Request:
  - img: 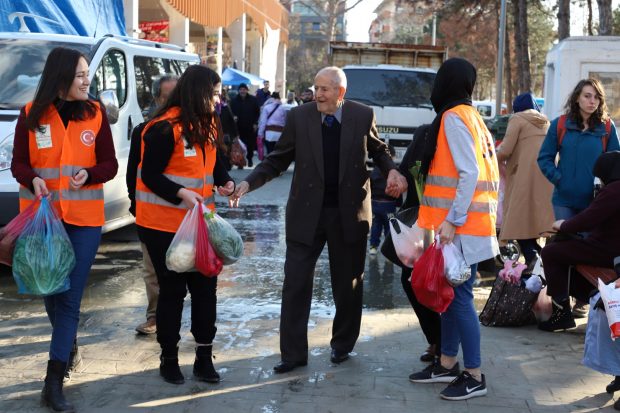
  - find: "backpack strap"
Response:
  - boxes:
[603,118,612,151]
[556,115,567,149]
[558,115,612,151]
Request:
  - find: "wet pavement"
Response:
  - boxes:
[0,167,618,412]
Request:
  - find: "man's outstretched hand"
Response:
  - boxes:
[229,181,250,208]
[386,169,408,198]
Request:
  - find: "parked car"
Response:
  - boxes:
[473,100,507,121]
[0,32,200,231]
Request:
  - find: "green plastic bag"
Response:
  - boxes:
[12,197,75,295]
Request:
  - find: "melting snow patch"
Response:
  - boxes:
[310,348,324,356]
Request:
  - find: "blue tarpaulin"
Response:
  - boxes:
[222,67,265,87]
[0,0,126,36]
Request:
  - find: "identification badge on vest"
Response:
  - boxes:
[183,138,197,157]
[35,124,52,149]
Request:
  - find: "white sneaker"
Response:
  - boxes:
[369,247,378,256]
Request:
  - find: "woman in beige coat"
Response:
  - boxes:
[497,92,554,269]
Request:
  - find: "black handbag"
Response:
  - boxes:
[379,206,419,268]
[479,276,538,327]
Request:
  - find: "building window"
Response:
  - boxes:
[312,22,321,32]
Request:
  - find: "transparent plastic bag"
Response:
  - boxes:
[411,237,454,313]
[0,197,38,266]
[165,203,200,273]
[389,218,425,268]
[12,197,75,295]
[195,204,223,277]
[442,242,471,287]
[203,209,244,265]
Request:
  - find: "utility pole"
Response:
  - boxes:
[495,0,507,118]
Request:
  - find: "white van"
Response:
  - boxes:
[473,100,507,121]
[342,65,437,163]
[0,32,200,231]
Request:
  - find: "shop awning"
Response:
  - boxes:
[164,0,289,43]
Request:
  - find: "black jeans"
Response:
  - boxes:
[401,267,441,350]
[517,238,542,264]
[138,226,218,349]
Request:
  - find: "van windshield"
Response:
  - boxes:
[343,69,435,108]
[0,39,93,110]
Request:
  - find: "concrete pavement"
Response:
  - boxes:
[0,167,618,412]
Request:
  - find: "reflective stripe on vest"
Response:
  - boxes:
[418,104,499,237]
[19,101,105,226]
[135,107,217,233]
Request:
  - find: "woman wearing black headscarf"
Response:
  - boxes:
[409,58,499,401]
[539,151,620,332]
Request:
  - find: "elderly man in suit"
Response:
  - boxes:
[232,66,408,373]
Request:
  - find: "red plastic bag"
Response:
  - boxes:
[0,198,38,266]
[195,204,223,277]
[411,238,454,313]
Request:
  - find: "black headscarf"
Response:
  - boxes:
[421,58,477,175]
[593,151,620,185]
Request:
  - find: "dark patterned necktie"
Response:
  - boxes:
[324,115,335,127]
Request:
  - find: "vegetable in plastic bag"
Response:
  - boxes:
[203,209,244,265]
[12,197,75,296]
[166,203,200,273]
[389,218,425,268]
[196,204,223,277]
[442,242,471,287]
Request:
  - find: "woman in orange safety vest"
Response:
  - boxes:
[134,65,234,385]
[11,47,118,412]
[408,58,499,402]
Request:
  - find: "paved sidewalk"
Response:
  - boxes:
[1,167,618,412]
[0,296,617,412]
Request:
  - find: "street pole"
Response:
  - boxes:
[495,0,507,118]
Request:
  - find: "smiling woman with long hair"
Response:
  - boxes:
[134,65,235,385]
[11,46,118,412]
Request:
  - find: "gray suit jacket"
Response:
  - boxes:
[245,100,396,245]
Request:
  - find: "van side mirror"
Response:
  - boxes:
[99,90,120,124]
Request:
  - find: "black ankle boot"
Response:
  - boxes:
[64,339,82,383]
[538,299,576,332]
[193,344,220,383]
[159,346,184,385]
[41,360,75,412]
[607,376,620,394]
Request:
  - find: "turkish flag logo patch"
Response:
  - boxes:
[80,130,96,146]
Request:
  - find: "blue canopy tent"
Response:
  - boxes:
[0,0,125,36]
[221,67,265,87]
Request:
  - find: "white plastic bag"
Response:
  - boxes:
[598,278,620,340]
[165,203,201,273]
[389,218,425,268]
[442,242,471,286]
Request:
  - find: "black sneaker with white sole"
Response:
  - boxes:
[440,371,487,401]
[409,360,460,383]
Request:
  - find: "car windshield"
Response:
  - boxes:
[0,39,93,110]
[344,69,435,108]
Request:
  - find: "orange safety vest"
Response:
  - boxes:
[418,104,499,237]
[19,101,104,226]
[135,107,217,233]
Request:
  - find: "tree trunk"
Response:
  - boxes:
[597,0,613,35]
[518,0,531,91]
[587,0,594,35]
[512,0,523,94]
[557,0,570,40]
[505,23,514,113]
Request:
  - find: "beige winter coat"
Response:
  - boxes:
[496,110,555,242]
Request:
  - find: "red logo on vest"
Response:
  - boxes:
[80,130,96,146]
